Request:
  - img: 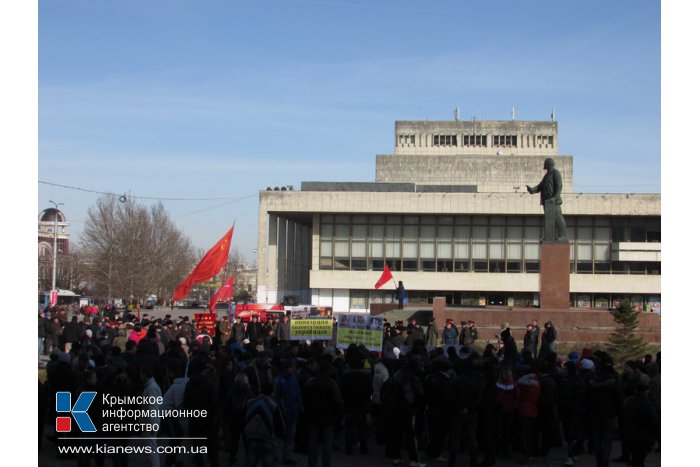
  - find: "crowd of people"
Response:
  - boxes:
[38,305,660,467]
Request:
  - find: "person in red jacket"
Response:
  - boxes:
[517,369,541,464]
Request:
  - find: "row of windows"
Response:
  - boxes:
[493,135,517,147]
[318,215,660,274]
[465,134,487,147]
[348,290,660,311]
[398,134,416,145]
[395,134,555,149]
[319,215,660,241]
[433,134,458,146]
[321,256,659,275]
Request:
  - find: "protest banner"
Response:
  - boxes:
[194,312,217,335]
[289,306,333,340]
[335,312,384,351]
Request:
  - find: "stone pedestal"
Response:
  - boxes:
[540,242,570,309]
[432,296,446,325]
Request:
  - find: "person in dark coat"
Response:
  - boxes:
[530,320,540,359]
[184,354,220,467]
[536,361,561,460]
[406,319,425,348]
[425,317,439,349]
[178,317,194,342]
[383,355,426,466]
[395,281,406,310]
[340,354,373,455]
[247,315,263,344]
[274,359,304,463]
[303,360,344,467]
[442,321,458,347]
[61,316,81,352]
[233,319,246,344]
[587,354,622,467]
[246,350,278,395]
[44,316,61,354]
[540,321,557,356]
[523,323,536,355]
[467,320,478,346]
[424,356,459,461]
[621,383,659,467]
[451,354,484,467]
[500,327,519,365]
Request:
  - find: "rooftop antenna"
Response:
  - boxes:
[454,106,461,121]
[511,106,516,121]
[551,109,556,121]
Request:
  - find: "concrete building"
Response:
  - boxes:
[256,119,660,313]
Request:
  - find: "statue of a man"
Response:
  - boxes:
[527,158,568,242]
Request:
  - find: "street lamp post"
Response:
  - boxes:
[49,200,64,304]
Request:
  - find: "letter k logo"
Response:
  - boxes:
[56,392,97,432]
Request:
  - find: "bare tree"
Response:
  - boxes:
[80,195,195,303]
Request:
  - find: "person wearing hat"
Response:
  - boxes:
[442,320,458,347]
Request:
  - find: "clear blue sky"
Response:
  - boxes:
[38,0,660,261]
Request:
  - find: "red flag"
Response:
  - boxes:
[209,275,235,312]
[172,226,234,302]
[374,264,394,289]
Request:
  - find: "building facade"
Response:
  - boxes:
[256,119,661,313]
